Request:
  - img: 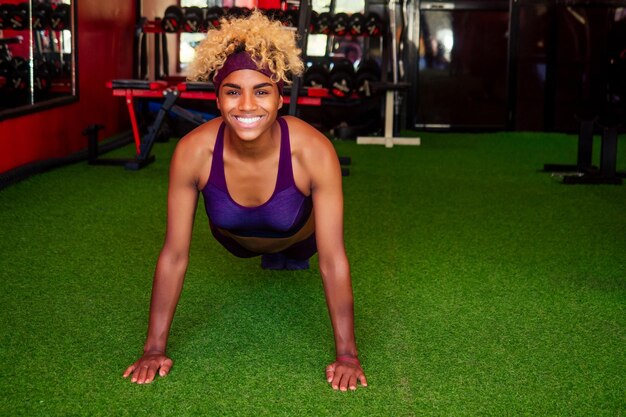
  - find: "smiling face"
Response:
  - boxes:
[216,69,284,142]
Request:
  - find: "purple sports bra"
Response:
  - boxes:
[201,117,315,258]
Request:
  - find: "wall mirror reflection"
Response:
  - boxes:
[0,0,77,120]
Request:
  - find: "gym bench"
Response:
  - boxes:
[94,79,169,170]
[100,79,331,171]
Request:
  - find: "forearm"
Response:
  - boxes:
[320,257,358,357]
[143,251,189,353]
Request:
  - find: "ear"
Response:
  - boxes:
[277,93,283,110]
[216,95,221,111]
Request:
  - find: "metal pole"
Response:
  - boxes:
[289,0,311,116]
[505,0,519,130]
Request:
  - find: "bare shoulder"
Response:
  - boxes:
[175,117,222,157]
[282,116,338,164]
[171,117,223,185]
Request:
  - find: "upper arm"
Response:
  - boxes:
[305,129,349,271]
[161,139,202,259]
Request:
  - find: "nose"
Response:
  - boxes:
[238,90,257,111]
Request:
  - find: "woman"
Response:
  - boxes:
[123,11,367,392]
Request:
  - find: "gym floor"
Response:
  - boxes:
[0,131,624,416]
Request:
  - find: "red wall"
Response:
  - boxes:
[0,1,137,173]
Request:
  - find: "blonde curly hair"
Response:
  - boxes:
[187,10,304,85]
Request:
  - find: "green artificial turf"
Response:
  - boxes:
[0,131,625,416]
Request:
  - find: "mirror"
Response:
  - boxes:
[0,0,77,120]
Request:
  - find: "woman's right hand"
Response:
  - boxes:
[123,351,173,384]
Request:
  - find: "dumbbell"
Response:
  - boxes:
[33,3,52,30]
[51,3,71,31]
[34,58,52,93]
[0,46,13,91]
[348,13,365,36]
[331,12,349,36]
[226,7,250,19]
[365,12,383,37]
[265,9,284,23]
[355,59,381,98]
[205,6,224,30]
[283,9,299,27]
[0,4,16,29]
[328,59,355,99]
[48,56,63,77]
[161,5,182,32]
[10,3,29,30]
[315,12,331,35]
[303,63,329,89]
[183,6,204,32]
[0,45,10,65]
[8,56,29,91]
[0,59,12,90]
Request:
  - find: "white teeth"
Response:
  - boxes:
[236,116,261,125]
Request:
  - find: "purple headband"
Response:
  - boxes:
[213,51,284,94]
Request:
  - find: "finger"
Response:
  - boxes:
[348,374,357,391]
[332,365,347,390]
[130,365,142,383]
[325,363,335,383]
[136,365,150,384]
[358,371,368,387]
[144,365,158,384]
[338,373,350,392]
[123,363,137,378]
[159,358,173,377]
[331,372,341,390]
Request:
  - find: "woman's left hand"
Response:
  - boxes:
[325,357,368,391]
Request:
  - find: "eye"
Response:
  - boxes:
[225,90,240,96]
[255,89,270,96]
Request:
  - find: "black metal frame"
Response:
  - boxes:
[543,119,624,185]
[289,0,312,116]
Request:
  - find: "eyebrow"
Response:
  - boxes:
[222,82,274,90]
